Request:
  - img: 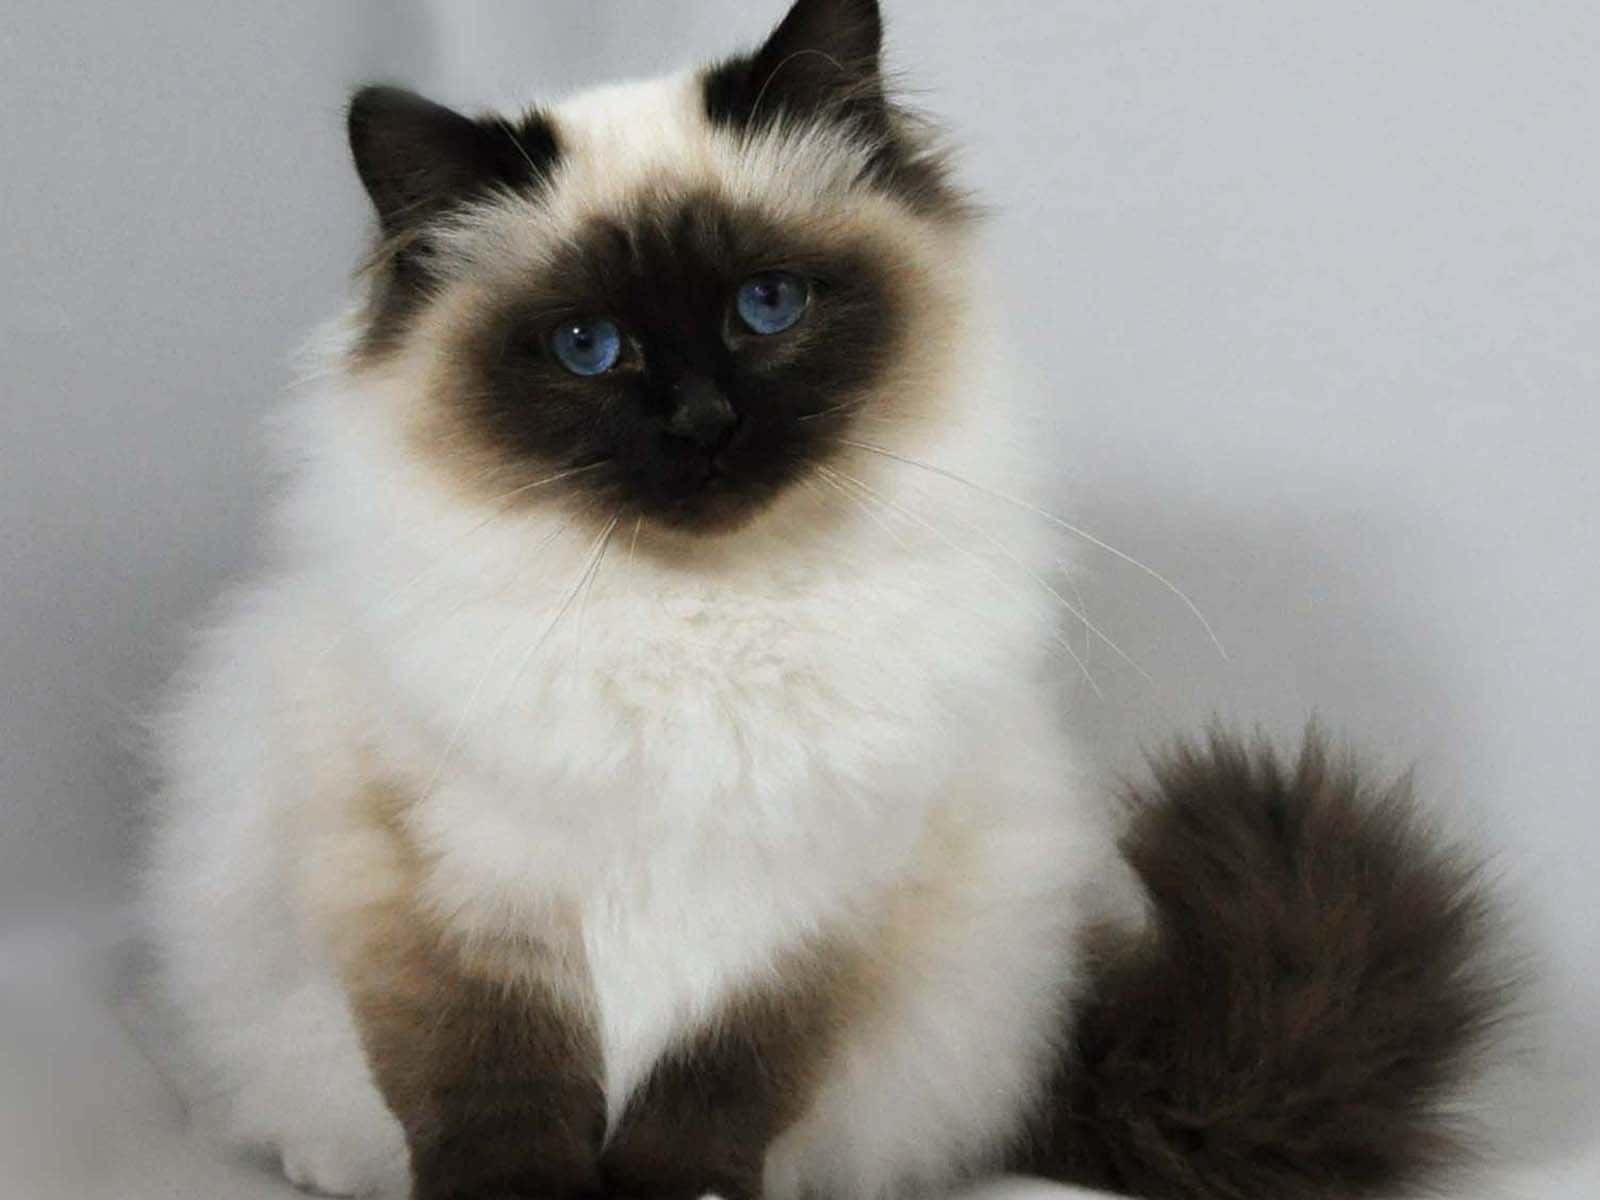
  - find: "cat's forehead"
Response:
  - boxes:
[442,71,913,278]
[551,74,708,178]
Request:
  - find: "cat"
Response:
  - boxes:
[142,2,1505,1198]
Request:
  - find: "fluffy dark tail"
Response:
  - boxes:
[1016,731,1509,1199]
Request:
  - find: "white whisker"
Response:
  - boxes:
[815,465,912,552]
[796,400,860,423]
[425,514,618,797]
[571,513,621,682]
[935,495,1151,684]
[1056,561,1094,666]
[750,48,847,125]
[626,514,643,603]
[501,512,620,690]
[795,474,835,514]
[311,461,609,666]
[821,464,1103,696]
[419,606,526,800]
[831,439,1228,660]
[494,116,549,182]
[489,459,612,503]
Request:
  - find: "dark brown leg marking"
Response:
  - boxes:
[334,785,858,1199]
[601,961,851,1200]
[347,924,607,1200]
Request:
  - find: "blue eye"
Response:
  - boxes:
[735,272,810,336]
[550,317,622,376]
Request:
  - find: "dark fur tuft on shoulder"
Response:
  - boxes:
[1017,729,1511,1199]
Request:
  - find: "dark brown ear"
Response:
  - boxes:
[347,86,558,236]
[704,0,885,133]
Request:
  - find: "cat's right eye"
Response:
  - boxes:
[549,317,623,376]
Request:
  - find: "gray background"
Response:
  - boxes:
[2,2,1597,1196]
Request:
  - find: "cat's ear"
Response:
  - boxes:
[707,0,886,131]
[347,86,557,236]
[763,0,883,78]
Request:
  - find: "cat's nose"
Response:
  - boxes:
[666,376,740,452]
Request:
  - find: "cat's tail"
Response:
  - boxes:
[1018,730,1512,1200]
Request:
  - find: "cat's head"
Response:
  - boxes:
[345,0,976,537]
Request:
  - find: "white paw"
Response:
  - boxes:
[278,1120,409,1198]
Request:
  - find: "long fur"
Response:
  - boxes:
[1017,731,1508,1199]
[140,3,1510,1198]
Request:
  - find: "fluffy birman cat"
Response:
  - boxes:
[144,3,1504,1198]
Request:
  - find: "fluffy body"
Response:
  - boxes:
[146,57,1129,1200]
[145,3,1503,1198]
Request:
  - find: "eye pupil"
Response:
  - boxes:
[736,272,810,335]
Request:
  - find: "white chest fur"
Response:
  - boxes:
[381,552,1025,1119]
[295,370,1064,1120]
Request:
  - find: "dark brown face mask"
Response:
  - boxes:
[345,0,966,535]
[448,199,903,534]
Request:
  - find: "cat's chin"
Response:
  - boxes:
[618,460,807,539]
[643,483,783,539]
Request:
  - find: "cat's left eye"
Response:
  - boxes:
[735,272,811,336]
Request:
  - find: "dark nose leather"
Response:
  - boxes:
[667,376,739,451]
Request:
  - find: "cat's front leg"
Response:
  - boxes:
[599,964,846,1200]
[332,884,608,1200]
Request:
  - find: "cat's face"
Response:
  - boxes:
[347,0,972,535]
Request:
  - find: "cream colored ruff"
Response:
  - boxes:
[145,66,1131,1200]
